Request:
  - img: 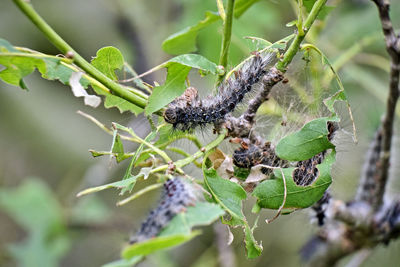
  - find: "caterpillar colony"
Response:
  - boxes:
[132,49,339,242]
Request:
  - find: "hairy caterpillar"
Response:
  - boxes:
[163,52,276,131]
[293,121,338,186]
[232,139,288,176]
[129,177,196,244]
[311,192,331,226]
[233,122,338,184]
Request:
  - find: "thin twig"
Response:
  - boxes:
[370,0,400,210]
[116,183,163,206]
[265,167,287,224]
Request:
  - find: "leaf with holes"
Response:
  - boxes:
[122,202,223,259]
[276,117,336,161]
[253,151,335,209]
[203,163,262,258]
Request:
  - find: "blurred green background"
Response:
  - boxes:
[1,0,400,266]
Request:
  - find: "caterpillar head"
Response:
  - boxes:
[163,108,178,124]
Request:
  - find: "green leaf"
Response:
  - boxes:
[234,166,251,180]
[102,256,143,267]
[76,176,138,197]
[102,90,143,114]
[0,41,142,114]
[162,11,220,55]
[145,54,219,115]
[90,46,143,115]
[276,117,336,161]
[160,202,225,236]
[234,0,261,18]
[91,46,124,81]
[203,164,262,258]
[111,130,126,163]
[244,224,262,259]
[253,151,335,209]
[122,201,224,259]
[203,167,246,222]
[122,232,200,259]
[42,58,90,86]
[145,64,191,115]
[0,55,45,90]
[166,54,221,75]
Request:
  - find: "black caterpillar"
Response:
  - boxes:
[129,177,196,244]
[163,52,275,131]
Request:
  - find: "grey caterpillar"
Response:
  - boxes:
[293,121,338,186]
[163,51,276,131]
[232,139,289,176]
[232,121,338,185]
[129,177,196,244]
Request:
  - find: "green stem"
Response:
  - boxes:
[217,0,235,84]
[149,130,226,174]
[276,0,327,72]
[116,183,163,206]
[12,0,148,110]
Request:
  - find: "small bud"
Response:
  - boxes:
[65,51,74,59]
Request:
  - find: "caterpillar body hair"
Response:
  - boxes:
[293,121,338,186]
[232,140,289,176]
[129,177,196,244]
[163,52,276,131]
[311,191,331,226]
[233,121,338,183]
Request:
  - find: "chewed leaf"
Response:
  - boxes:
[0,41,141,114]
[111,130,126,163]
[122,232,200,259]
[122,202,223,259]
[102,89,143,114]
[162,11,220,55]
[76,176,138,197]
[244,224,262,258]
[91,46,124,81]
[160,202,225,236]
[253,151,335,209]
[89,46,143,114]
[0,54,45,90]
[276,117,337,161]
[203,167,246,222]
[203,161,262,258]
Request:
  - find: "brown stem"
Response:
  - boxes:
[371,0,400,210]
